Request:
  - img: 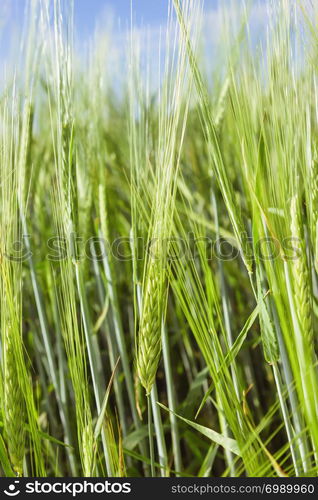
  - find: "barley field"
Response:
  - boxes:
[0,0,318,478]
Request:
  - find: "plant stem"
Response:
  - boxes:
[162,323,183,476]
[148,394,155,477]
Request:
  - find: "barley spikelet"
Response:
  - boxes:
[98,184,110,244]
[61,119,77,237]
[310,154,318,272]
[240,227,254,274]
[259,306,279,364]
[3,334,25,476]
[1,253,26,476]
[82,422,94,477]
[291,196,313,346]
[214,77,229,130]
[137,257,163,395]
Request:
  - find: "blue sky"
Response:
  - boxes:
[1,1,271,35]
[0,1,269,43]
[0,0,225,61]
[1,1,220,33]
[0,0,269,68]
[73,0,219,31]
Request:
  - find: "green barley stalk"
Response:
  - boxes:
[137,248,164,394]
[48,0,113,474]
[173,0,253,275]
[309,150,318,273]
[1,287,25,476]
[0,87,25,476]
[135,0,198,395]
[53,246,95,476]
[1,80,45,476]
[290,195,314,347]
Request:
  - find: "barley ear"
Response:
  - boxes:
[309,154,318,272]
[256,267,279,364]
[137,258,164,395]
[3,339,25,476]
[290,195,313,346]
[82,423,94,477]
